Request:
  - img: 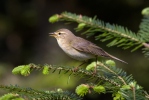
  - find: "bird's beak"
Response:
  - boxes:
[49,32,56,37]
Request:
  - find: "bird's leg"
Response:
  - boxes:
[73,61,86,72]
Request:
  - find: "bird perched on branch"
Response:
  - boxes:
[49,28,127,73]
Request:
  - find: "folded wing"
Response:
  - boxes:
[71,37,110,58]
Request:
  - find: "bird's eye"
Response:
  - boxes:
[58,32,62,35]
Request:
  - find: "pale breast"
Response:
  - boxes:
[57,39,94,61]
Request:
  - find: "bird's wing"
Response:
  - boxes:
[71,37,110,58]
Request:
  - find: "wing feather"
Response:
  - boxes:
[71,37,110,58]
[70,37,128,64]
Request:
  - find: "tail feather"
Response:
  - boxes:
[108,54,128,64]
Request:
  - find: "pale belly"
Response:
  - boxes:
[64,48,94,61]
[57,40,94,61]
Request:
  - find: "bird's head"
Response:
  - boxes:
[49,29,75,40]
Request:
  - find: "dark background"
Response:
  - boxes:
[0,0,149,99]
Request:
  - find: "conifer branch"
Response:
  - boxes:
[12,64,121,87]
[49,11,149,58]
[58,12,146,50]
[0,84,81,100]
[137,15,149,58]
[11,63,148,99]
[98,62,127,85]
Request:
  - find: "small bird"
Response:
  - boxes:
[49,28,127,73]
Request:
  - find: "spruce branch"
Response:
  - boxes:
[97,62,127,85]
[11,62,148,99]
[11,63,132,87]
[12,63,121,87]
[0,84,81,100]
[59,12,146,50]
[119,82,147,100]
[49,11,149,58]
[138,15,149,58]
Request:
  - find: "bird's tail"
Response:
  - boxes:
[108,54,128,64]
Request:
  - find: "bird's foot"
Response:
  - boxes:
[92,70,97,75]
[72,67,79,72]
[91,67,97,75]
